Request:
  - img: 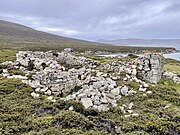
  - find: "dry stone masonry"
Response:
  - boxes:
[104,61,137,78]
[15,51,99,96]
[1,51,166,112]
[136,54,164,84]
[104,54,164,84]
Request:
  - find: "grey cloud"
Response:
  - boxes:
[0,0,179,40]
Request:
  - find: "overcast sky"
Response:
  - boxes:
[0,0,180,41]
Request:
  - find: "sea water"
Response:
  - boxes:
[163,52,180,61]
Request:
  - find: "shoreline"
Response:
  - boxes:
[96,51,180,61]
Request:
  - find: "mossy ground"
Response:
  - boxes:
[0,50,180,135]
[0,64,25,76]
[0,50,17,63]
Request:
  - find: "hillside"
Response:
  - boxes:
[0,20,175,53]
[0,20,98,44]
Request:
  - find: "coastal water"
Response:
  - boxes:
[163,52,180,61]
[124,45,180,61]
[142,44,180,61]
[99,45,180,61]
[99,53,180,61]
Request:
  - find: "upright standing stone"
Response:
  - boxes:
[136,54,164,84]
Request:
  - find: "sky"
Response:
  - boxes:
[0,0,180,41]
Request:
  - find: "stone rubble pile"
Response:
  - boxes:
[64,75,137,111]
[1,51,165,112]
[163,71,180,84]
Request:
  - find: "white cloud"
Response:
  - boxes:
[104,16,120,24]
[0,0,179,40]
[39,27,82,36]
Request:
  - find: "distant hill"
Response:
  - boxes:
[0,20,98,44]
[0,20,176,53]
[97,38,180,49]
[0,20,113,51]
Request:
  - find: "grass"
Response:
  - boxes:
[0,64,26,76]
[158,79,180,93]
[164,64,180,74]
[164,58,180,74]
[0,40,174,53]
[118,55,138,63]
[0,49,17,63]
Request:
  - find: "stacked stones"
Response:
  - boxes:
[104,54,164,84]
[24,67,87,96]
[16,51,99,68]
[57,52,99,68]
[104,61,125,73]
[104,61,137,77]
[16,52,98,96]
[136,54,164,84]
[16,51,55,68]
[4,51,99,96]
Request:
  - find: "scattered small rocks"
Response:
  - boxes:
[139,85,147,92]
[163,71,180,84]
[128,102,134,109]
[31,92,39,98]
[120,86,129,96]
[131,113,139,117]
[7,75,28,80]
[81,98,93,109]
[68,106,74,111]
[146,91,152,94]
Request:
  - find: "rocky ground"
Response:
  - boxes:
[0,50,179,135]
